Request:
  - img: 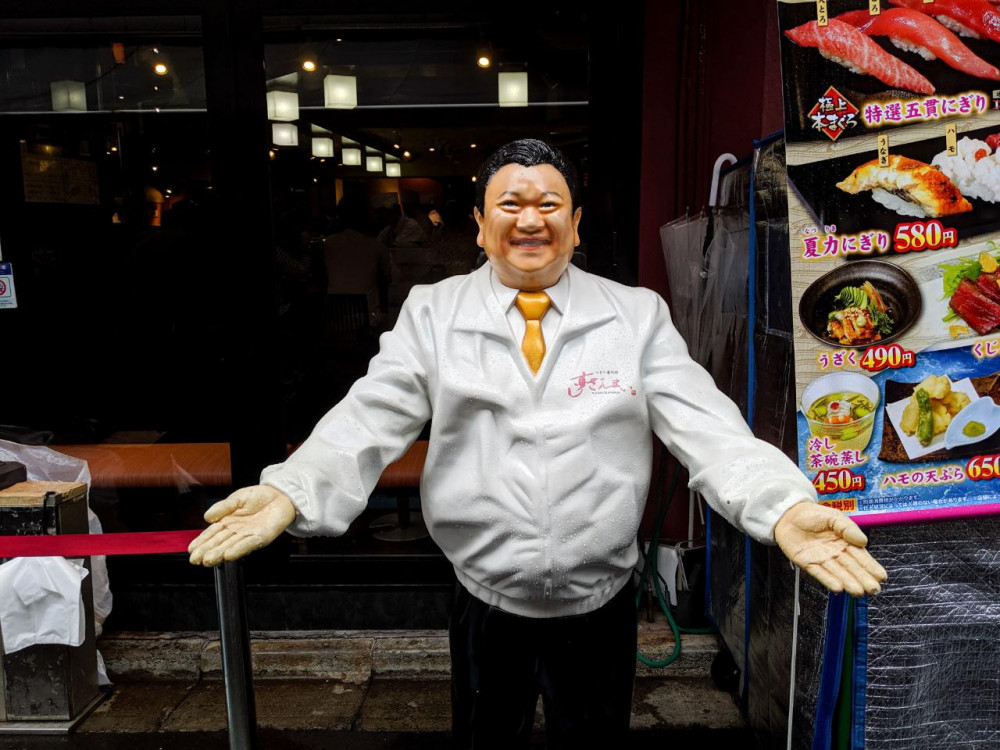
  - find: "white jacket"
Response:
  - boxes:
[261,263,816,617]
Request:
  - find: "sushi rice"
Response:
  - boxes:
[890,37,936,61]
[872,188,927,217]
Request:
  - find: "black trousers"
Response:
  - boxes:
[449,581,638,749]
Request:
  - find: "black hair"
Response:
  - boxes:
[475,139,578,214]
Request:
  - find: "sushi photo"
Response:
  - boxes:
[835,7,1000,79]
[784,19,935,94]
[787,124,1000,240]
[835,154,973,218]
[888,0,1000,44]
[779,0,1000,143]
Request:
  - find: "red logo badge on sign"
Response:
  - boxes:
[808,87,859,141]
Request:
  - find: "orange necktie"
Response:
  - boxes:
[515,291,551,374]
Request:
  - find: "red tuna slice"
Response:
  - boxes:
[977,272,1000,304]
[889,0,1000,44]
[785,19,935,94]
[836,7,1000,79]
[950,278,1000,334]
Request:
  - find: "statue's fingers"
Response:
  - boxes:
[204,497,241,523]
[802,562,844,593]
[831,514,868,548]
[191,529,240,567]
[188,520,235,552]
[821,559,865,597]
[222,535,266,562]
[837,550,882,595]
[845,545,888,582]
[200,533,247,568]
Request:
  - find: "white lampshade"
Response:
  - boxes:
[366,154,383,172]
[324,74,358,109]
[272,122,299,147]
[498,72,528,107]
[312,137,334,157]
[50,80,87,112]
[342,147,362,166]
[266,90,299,121]
[386,162,401,177]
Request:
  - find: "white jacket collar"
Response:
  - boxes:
[453,262,617,340]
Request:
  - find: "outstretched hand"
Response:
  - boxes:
[188,485,297,567]
[774,501,887,597]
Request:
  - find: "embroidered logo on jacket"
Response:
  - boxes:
[567,370,636,398]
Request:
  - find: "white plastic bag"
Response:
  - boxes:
[0,439,112,683]
[0,557,88,654]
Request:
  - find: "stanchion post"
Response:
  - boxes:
[214,560,259,750]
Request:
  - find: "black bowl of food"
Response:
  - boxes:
[798,260,921,348]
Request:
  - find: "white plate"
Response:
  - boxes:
[944,396,1000,450]
[884,377,979,460]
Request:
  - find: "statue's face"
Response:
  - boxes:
[475,163,581,291]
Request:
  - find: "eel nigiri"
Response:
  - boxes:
[785,19,935,94]
[888,0,1000,43]
[836,154,973,218]
[836,8,1000,79]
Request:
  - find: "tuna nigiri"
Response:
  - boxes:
[785,19,935,94]
[836,8,1000,79]
[888,0,1000,43]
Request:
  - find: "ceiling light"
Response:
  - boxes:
[154,63,168,75]
[312,137,334,158]
[429,147,435,152]
[269,150,276,160]
[393,143,400,149]
[471,176,477,182]
[476,45,493,69]
[402,150,411,159]
[498,72,528,107]
[302,60,317,72]
[151,165,158,172]
[470,143,477,148]
[110,146,118,152]
[386,162,401,177]
[272,123,299,147]
[366,154,383,172]
[342,147,362,166]
[266,90,299,121]
[324,74,357,109]
[153,47,159,54]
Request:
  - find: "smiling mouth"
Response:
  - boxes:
[510,238,551,248]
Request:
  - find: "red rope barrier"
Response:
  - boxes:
[0,530,201,557]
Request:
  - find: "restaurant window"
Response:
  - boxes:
[261,15,592,442]
[0,4,640,630]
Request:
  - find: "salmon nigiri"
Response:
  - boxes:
[837,8,1000,79]
[785,19,935,93]
[888,0,1000,43]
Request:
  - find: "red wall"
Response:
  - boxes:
[637,0,784,541]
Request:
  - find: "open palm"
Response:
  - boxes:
[774,502,887,596]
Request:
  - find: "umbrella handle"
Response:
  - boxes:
[709,153,738,208]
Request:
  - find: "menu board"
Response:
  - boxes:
[778,0,1000,522]
[22,155,99,205]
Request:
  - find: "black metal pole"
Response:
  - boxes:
[214,560,259,750]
